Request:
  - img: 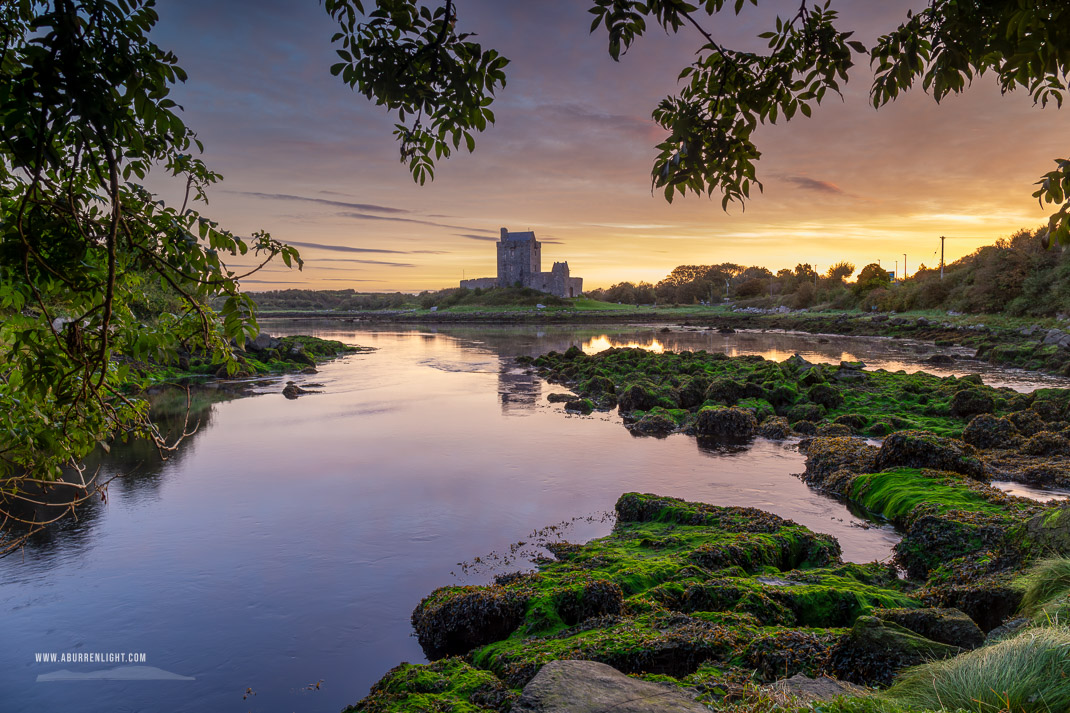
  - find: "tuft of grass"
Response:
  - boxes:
[1019,557,1070,620]
[885,625,1070,713]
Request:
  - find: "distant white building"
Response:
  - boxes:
[460,228,583,298]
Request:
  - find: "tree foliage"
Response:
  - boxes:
[327,0,1070,234]
[0,1,298,504]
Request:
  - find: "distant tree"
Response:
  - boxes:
[826,261,855,282]
[853,263,893,295]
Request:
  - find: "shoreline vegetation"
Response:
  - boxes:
[348,347,1070,712]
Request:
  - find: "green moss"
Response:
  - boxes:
[847,468,1012,524]
[344,658,513,713]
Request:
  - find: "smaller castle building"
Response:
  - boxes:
[460,228,583,298]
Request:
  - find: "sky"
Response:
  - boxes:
[147,0,1066,292]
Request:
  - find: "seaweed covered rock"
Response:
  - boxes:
[617,381,664,412]
[476,613,742,686]
[1021,430,1070,456]
[757,416,791,440]
[874,430,984,480]
[829,615,962,686]
[628,411,680,436]
[693,406,757,440]
[1007,409,1046,436]
[411,585,530,659]
[962,414,1020,449]
[564,398,595,414]
[800,437,878,491]
[950,389,994,418]
[704,378,744,406]
[806,383,843,410]
[345,658,514,713]
[553,580,624,626]
[873,607,984,650]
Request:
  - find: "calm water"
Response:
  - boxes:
[3,323,1068,713]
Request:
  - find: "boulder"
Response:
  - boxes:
[547,393,574,403]
[874,607,984,650]
[984,617,1029,644]
[962,414,1020,450]
[282,381,307,399]
[765,674,865,702]
[246,333,281,353]
[514,660,708,713]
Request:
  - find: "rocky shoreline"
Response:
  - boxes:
[262,306,1070,377]
[347,347,1070,712]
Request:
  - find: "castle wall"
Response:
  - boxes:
[459,277,497,290]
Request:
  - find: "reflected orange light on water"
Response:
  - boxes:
[583,335,665,354]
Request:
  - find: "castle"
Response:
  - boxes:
[460,228,583,298]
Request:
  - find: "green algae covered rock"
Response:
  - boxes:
[830,615,962,686]
[874,430,985,480]
[345,658,515,713]
[411,585,530,659]
[874,607,984,649]
[693,406,757,439]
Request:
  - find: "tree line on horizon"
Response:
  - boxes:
[588,227,1070,317]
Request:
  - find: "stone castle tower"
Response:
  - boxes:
[460,228,583,298]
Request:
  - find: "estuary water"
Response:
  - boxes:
[3,323,1069,713]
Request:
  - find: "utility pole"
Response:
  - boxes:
[939,236,946,280]
[903,254,907,279]
[894,260,898,281]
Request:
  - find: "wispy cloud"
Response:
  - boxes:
[455,233,498,241]
[339,211,484,232]
[286,240,409,254]
[784,176,845,195]
[234,191,409,214]
[311,258,415,268]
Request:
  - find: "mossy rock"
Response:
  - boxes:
[873,430,984,480]
[411,586,530,659]
[344,658,514,713]
[704,378,744,406]
[564,398,595,414]
[950,389,995,418]
[807,383,844,410]
[1021,430,1070,456]
[757,416,791,440]
[873,607,984,650]
[962,414,1020,450]
[817,423,854,438]
[693,406,757,439]
[829,615,962,686]
[577,375,615,397]
[1007,409,1046,436]
[801,437,878,490]
[787,402,826,423]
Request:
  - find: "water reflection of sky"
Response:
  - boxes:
[2,322,1066,713]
